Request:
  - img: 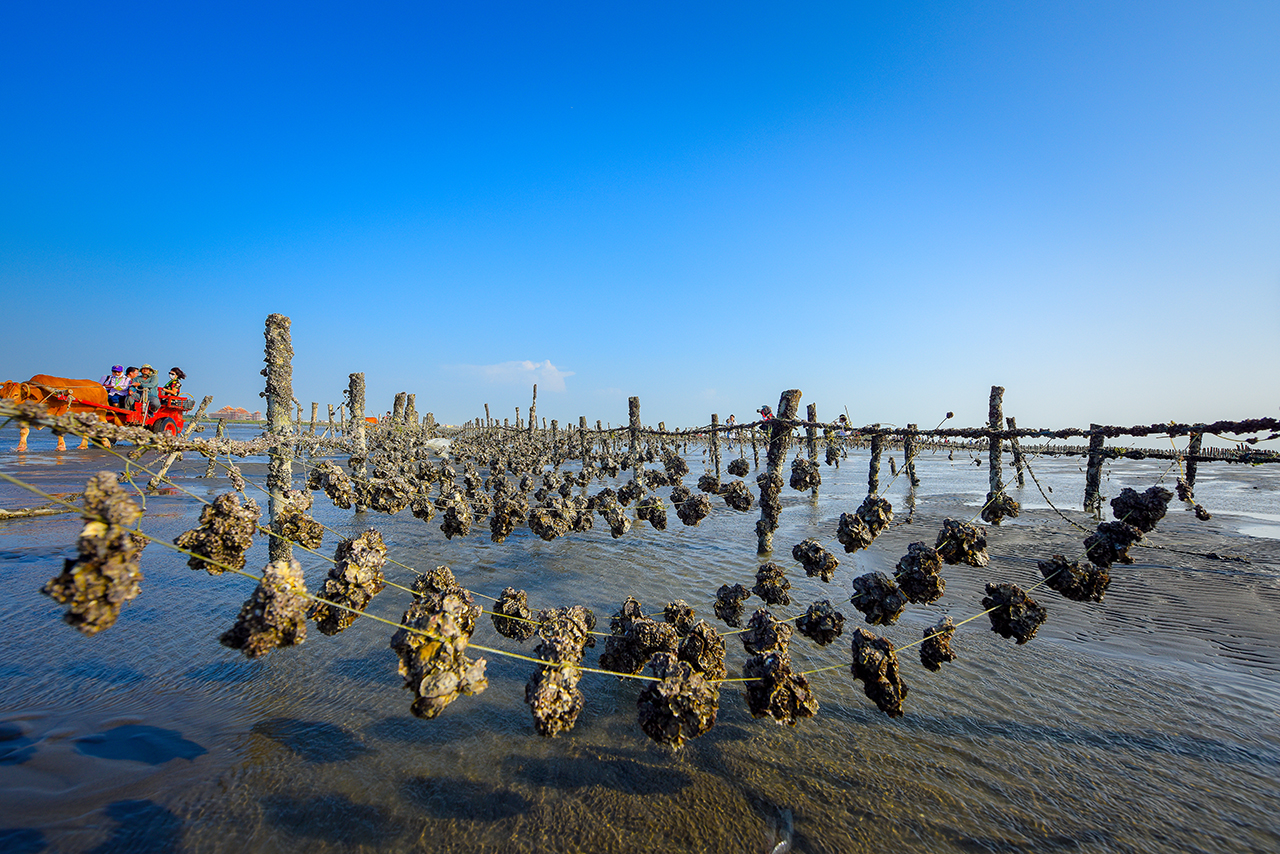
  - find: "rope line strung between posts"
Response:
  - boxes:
[0,467,662,683]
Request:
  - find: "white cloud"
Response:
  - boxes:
[443,360,575,392]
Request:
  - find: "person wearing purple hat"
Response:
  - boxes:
[101,365,131,408]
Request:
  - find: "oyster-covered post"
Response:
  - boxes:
[710,414,721,481]
[406,393,416,424]
[1084,424,1105,517]
[348,372,368,510]
[528,385,538,435]
[868,424,882,494]
[1006,416,1025,487]
[580,416,589,464]
[757,389,801,554]
[263,314,295,562]
[988,386,1005,496]
[309,402,318,435]
[392,392,406,424]
[628,396,641,461]
[805,403,819,500]
[904,423,920,487]
[203,419,226,477]
[1185,430,1204,489]
[326,404,335,438]
[148,394,213,489]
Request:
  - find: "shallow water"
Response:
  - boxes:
[2,426,1279,853]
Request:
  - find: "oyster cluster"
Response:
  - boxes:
[714,583,752,628]
[980,490,1020,525]
[753,562,792,607]
[592,489,632,538]
[919,616,957,671]
[796,600,844,646]
[1111,486,1173,532]
[525,605,597,737]
[1083,521,1141,568]
[934,519,990,567]
[791,538,839,582]
[743,650,819,726]
[220,558,310,658]
[675,491,712,526]
[719,479,753,512]
[309,529,387,635]
[727,458,750,477]
[836,496,893,553]
[740,609,794,655]
[849,572,906,626]
[438,489,473,539]
[410,566,481,634]
[306,460,355,509]
[637,653,719,748]
[982,582,1047,644]
[491,587,537,640]
[43,472,148,635]
[789,456,821,491]
[895,542,945,604]
[850,628,908,717]
[175,491,260,575]
[636,497,668,531]
[390,592,488,719]
[1037,555,1110,602]
[276,489,324,550]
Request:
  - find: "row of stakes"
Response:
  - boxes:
[39,420,1183,748]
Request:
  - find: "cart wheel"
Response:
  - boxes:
[151,417,178,436]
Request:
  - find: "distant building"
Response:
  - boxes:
[210,406,253,421]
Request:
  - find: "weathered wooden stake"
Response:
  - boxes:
[264,315,295,561]
[528,385,538,435]
[1006,415,1026,487]
[988,386,1005,497]
[1084,424,1105,517]
[203,419,226,477]
[710,414,721,481]
[905,423,921,487]
[868,424,883,495]
[757,389,801,554]
[393,392,406,423]
[309,402,318,435]
[1186,430,1204,488]
[348,372,368,512]
[806,403,819,500]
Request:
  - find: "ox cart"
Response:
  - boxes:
[78,390,195,436]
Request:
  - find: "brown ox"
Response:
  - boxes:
[2,375,124,451]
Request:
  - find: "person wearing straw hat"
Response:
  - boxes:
[128,364,162,412]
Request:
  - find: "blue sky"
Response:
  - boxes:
[3,2,1277,431]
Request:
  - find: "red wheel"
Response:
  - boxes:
[151,417,178,436]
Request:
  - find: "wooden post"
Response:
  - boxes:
[485,403,491,429]
[1084,424,1105,517]
[326,404,335,439]
[203,419,226,477]
[265,315,295,561]
[1186,430,1204,488]
[528,385,538,436]
[349,372,368,512]
[904,423,921,487]
[309,402,318,435]
[988,386,1005,497]
[806,403,819,500]
[515,407,521,431]
[757,389,801,554]
[580,416,589,463]
[868,424,882,495]
[393,392,406,423]
[710,414,721,481]
[406,394,416,424]
[338,403,345,435]
[1006,416,1026,487]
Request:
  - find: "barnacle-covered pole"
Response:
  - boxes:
[757,389,801,554]
[628,396,641,461]
[406,393,416,424]
[904,423,920,487]
[326,404,335,438]
[868,424,883,495]
[528,385,538,436]
[1006,416,1026,487]
[203,419,226,477]
[1185,430,1204,488]
[393,392,406,424]
[309,402,318,435]
[806,403,819,500]
[988,386,1005,496]
[710,414,722,481]
[348,372,368,511]
[485,403,491,429]
[1084,424,1105,517]
[580,416,589,464]
[263,314,295,562]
